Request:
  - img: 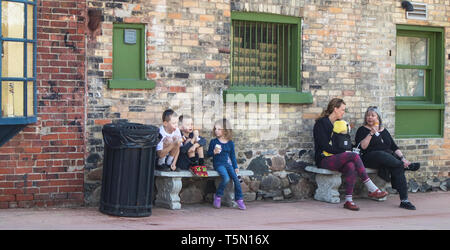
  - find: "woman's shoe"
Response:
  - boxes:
[368,189,388,199]
[343,201,360,211]
[405,162,420,171]
[213,195,221,209]
[236,199,246,210]
[400,201,416,210]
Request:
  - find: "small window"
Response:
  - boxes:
[225,12,312,104]
[108,23,155,89]
[395,25,444,138]
[0,0,37,125]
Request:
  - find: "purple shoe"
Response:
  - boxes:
[213,195,221,209]
[236,199,246,210]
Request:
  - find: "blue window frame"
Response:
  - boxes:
[0,0,37,125]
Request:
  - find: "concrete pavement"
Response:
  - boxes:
[1,191,449,230]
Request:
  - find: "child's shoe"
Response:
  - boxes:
[200,166,208,177]
[236,199,246,210]
[213,195,221,209]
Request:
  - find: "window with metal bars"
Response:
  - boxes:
[232,17,298,88]
[226,12,312,104]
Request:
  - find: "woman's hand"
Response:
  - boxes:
[369,124,378,135]
[402,158,411,168]
[235,168,240,174]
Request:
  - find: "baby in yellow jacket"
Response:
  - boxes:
[323,120,350,157]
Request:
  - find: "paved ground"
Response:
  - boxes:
[1,192,449,230]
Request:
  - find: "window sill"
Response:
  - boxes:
[108,79,156,89]
[395,103,444,110]
[0,116,37,125]
[223,87,313,104]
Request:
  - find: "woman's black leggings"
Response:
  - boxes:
[362,150,408,200]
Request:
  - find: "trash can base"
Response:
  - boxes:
[99,202,152,217]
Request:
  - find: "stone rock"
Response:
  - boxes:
[427,178,441,188]
[270,156,286,171]
[86,167,103,181]
[243,192,256,202]
[290,177,316,200]
[419,182,432,192]
[257,190,282,199]
[87,153,101,164]
[281,177,290,188]
[287,173,301,185]
[273,196,284,201]
[408,179,419,193]
[260,175,282,191]
[273,170,287,179]
[298,149,307,158]
[283,188,293,198]
[180,185,204,204]
[285,160,309,172]
[247,156,269,180]
[248,180,260,192]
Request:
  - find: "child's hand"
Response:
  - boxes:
[193,130,199,141]
[163,137,172,147]
[213,147,221,155]
[170,162,177,171]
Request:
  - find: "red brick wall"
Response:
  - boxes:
[0,0,86,208]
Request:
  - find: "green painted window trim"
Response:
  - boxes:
[108,79,156,89]
[227,12,308,104]
[109,23,155,89]
[395,25,445,138]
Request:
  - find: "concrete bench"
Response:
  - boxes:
[154,169,254,210]
[305,166,386,203]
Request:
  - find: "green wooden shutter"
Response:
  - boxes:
[109,23,155,89]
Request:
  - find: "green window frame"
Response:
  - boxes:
[224,12,312,104]
[108,23,155,89]
[395,25,445,138]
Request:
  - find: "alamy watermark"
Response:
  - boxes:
[168,86,280,140]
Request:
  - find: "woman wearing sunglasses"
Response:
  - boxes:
[355,106,420,210]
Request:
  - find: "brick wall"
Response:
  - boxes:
[84,0,450,204]
[0,0,86,208]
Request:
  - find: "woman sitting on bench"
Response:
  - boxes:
[355,106,420,210]
[313,98,388,211]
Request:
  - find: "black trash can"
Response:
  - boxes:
[99,122,160,217]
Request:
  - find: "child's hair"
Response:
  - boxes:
[178,114,192,125]
[213,118,233,140]
[162,109,177,122]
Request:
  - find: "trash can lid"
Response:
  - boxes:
[102,122,160,149]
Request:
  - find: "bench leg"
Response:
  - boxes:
[314,174,341,204]
[214,178,237,208]
[155,177,182,210]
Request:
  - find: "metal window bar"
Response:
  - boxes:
[232,20,292,88]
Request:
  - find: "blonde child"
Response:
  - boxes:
[207,118,246,210]
[177,115,207,175]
